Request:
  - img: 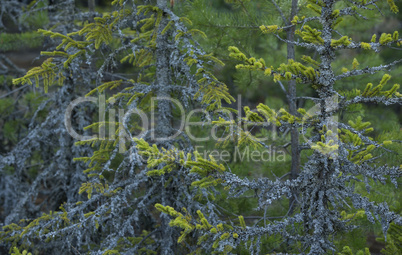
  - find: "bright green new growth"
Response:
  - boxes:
[10,247,32,255]
[134,138,226,188]
[155,204,237,253]
[387,0,399,13]
[154,0,402,253]
[229,46,320,84]
[2,1,239,253]
[79,16,113,49]
[12,58,65,93]
[310,130,339,157]
[2,0,402,254]
[360,42,372,50]
[259,24,281,34]
[298,25,324,44]
[331,36,352,47]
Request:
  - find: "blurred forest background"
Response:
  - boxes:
[0,0,401,254]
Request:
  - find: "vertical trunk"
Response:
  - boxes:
[155,0,172,143]
[287,0,300,214]
[155,1,175,254]
[88,0,95,22]
[304,1,336,252]
[88,0,95,12]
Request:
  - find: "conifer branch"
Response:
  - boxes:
[335,59,402,81]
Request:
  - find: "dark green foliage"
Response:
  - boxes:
[0,32,44,52]
[378,223,402,254]
[0,0,401,254]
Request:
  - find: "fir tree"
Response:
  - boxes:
[1,0,401,254]
[1,0,233,254]
[0,0,93,229]
[156,0,402,254]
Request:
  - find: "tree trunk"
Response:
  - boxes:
[287,0,300,215]
[155,0,172,144]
